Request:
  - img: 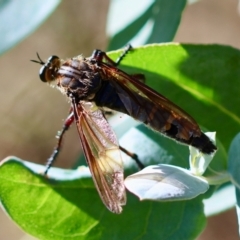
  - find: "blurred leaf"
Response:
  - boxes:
[203,183,236,217]
[236,190,240,235]
[107,0,186,49]
[228,133,240,187]
[188,0,199,4]
[107,2,154,50]
[228,132,240,233]
[0,157,206,240]
[0,0,61,55]
[147,0,186,43]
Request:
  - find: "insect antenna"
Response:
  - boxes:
[119,146,144,170]
[30,52,45,65]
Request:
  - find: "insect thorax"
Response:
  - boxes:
[57,56,102,100]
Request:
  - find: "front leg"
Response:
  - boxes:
[90,44,132,67]
[44,111,74,174]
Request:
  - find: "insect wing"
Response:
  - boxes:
[102,63,201,141]
[74,101,126,213]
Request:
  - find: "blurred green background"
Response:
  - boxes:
[0,0,240,239]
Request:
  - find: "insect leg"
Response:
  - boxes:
[44,111,74,174]
[101,109,144,169]
[115,44,132,66]
[91,44,133,67]
[119,146,144,170]
[130,73,146,83]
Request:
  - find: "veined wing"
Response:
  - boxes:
[73,101,126,214]
[100,63,216,154]
[102,63,201,138]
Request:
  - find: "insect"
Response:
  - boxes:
[32,45,217,214]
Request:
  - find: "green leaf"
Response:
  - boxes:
[0,157,206,240]
[0,0,61,55]
[107,0,186,49]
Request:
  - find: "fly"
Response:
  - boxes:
[31,45,217,214]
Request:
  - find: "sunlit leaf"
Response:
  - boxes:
[0,157,207,240]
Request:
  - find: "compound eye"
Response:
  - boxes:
[39,66,50,82]
[39,56,60,82]
[48,55,60,63]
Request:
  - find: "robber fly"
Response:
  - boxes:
[31,45,216,214]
